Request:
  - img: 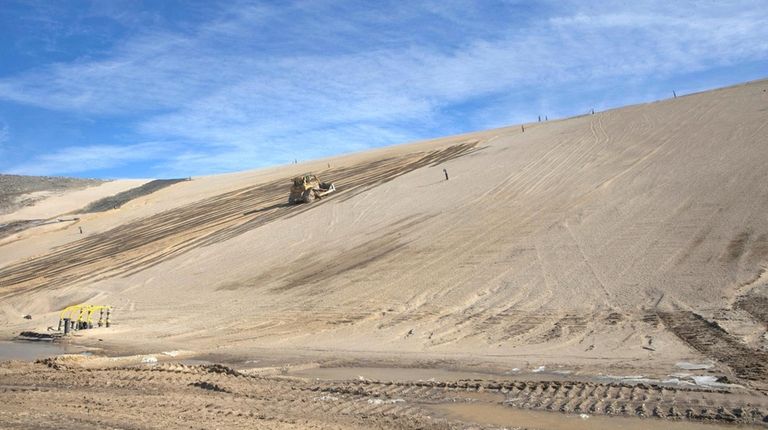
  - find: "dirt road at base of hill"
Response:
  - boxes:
[1,358,767,429]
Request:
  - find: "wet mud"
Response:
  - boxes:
[658,311,768,389]
[2,359,766,429]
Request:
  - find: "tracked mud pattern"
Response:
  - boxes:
[314,375,768,424]
[1,361,455,430]
[0,142,481,297]
[658,311,768,388]
[736,294,768,326]
[2,360,767,429]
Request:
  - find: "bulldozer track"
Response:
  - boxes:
[310,376,768,423]
[735,294,768,326]
[2,360,767,428]
[658,310,768,389]
[0,142,481,298]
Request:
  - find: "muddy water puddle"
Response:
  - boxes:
[0,340,87,361]
[291,366,504,382]
[177,358,214,366]
[290,365,605,384]
[428,403,760,430]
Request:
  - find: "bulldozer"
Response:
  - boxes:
[288,174,335,204]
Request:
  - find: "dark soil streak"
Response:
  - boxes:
[735,292,768,327]
[658,310,768,386]
[270,234,410,293]
[724,231,750,262]
[0,142,481,298]
[79,178,189,213]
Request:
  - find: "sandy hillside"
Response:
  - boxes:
[1,79,768,387]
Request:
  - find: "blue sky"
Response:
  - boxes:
[0,1,766,179]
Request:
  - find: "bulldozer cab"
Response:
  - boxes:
[293,174,318,189]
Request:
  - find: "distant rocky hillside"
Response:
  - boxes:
[0,174,103,215]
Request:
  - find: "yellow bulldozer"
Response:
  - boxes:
[288,174,335,204]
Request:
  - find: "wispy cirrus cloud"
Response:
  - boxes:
[0,121,8,144]
[6,142,173,176]
[157,123,414,176]
[1,1,767,177]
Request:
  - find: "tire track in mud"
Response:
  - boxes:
[312,376,768,424]
[5,360,767,428]
[735,288,768,327]
[658,310,768,388]
[2,361,454,430]
[0,142,481,298]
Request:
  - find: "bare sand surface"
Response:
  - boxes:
[1,79,768,428]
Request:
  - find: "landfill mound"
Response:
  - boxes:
[1,79,768,428]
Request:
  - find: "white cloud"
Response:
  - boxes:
[7,2,764,117]
[1,1,767,176]
[0,121,8,144]
[155,123,417,177]
[7,142,172,176]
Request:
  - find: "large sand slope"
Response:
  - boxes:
[1,80,768,378]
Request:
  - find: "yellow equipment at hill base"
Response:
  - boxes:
[58,304,111,334]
